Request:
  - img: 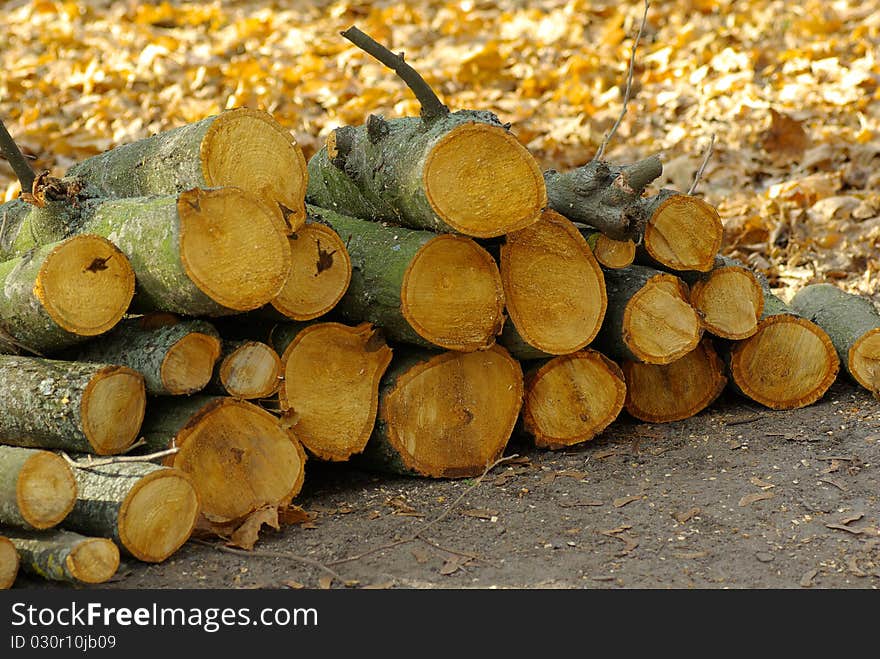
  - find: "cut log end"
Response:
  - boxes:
[644,194,722,272]
[401,234,505,351]
[850,328,880,393]
[623,339,727,423]
[17,451,77,529]
[220,341,282,399]
[690,265,764,339]
[279,322,392,461]
[423,122,546,238]
[590,234,636,269]
[66,537,119,584]
[381,345,523,478]
[34,235,134,336]
[177,187,291,312]
[82,366,146,455]
[731,315,840,410]
[169,399,306,523]
[201,107,309,231]
[161,332,222,395]
[271,223,352,321]
[523,350,626,449]
[0,537,17,589]
[502,211,607,355]
[118,468,200,562]
[624,274,702,364]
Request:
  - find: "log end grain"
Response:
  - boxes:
[34,235,134,336]
[690,264,764,339]
[0,536,18,589]
[502,210,607,355]
[589,234,636,269]
[66,537,120,584]
[850,328,880,392]
[401,234,505,351]
[219,341,282,399]
[624,274,702,364]
[380,345,523,478]
[423,122,546,238]
[176,187,291,312]
[271,223,352,321]
[623,339,727,423]
[160,331,222,395]
[17,450,77,529]
[644,194,722,272]
[279,322,392,461]
[523,350,626,449]
[200,107,309,231]
[82,366,146,455]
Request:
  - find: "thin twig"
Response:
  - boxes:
[594,0,650,161]
[341,25,449,123]
[688,133,716,195]
[191,540,345,583]
[61,446,178,469]
[0,116,36,193]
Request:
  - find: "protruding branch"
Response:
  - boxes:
[688,133,716,195]
[620,154,663,194]
[594,0,650,161]
[341,25,449,123]
[0,117,36,193]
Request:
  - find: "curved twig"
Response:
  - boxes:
[0,116,35,193]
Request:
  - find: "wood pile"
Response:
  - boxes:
[1,27,878,588]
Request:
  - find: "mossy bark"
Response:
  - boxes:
[498,320,552,361]
[0,199,80,261]
[5,529,119,584]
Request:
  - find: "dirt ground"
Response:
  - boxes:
[15,379,880,591]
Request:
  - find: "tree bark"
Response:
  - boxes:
[0,446,77,530]
[0,536,17,589]
[5,529,118,584]
[0,356,145,455]
[0,199,81,261]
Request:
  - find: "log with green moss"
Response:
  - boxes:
[0,199,81,261]
[0,356,145,455]
[72,316,221,396]
[789,283,880,393]
[63,461,199,563]
[0,446,77,530]
[308,205,505,351]
[0,535,17,588]
[0,235,134,355]
[5,529,118,584]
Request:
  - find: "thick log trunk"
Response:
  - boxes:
[210,340,282,400]
[63,461,199,563]
[0,536,17,588]
[639,191,723,272]
[728,292,840,409]
[307,111,546,238]
[77,188,291,316]
[72,316,221,396]
[309,205,505,351]
[789,283,880,393]
[0,446,76,530]
[0,235,134,355]
[277,322,393,461]
[5,529,118,584]
[271,220,351,321]
[140,396,306,523]
[0,356,145,455]
[360,345,523,478]
[499,210,607,356]
[596,265,702,364]
[623,339,727,423]
[584,231,636,269]
[522,350,626,449]
[66,108,309,231]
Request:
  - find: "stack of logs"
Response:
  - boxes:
[2,28,879,589]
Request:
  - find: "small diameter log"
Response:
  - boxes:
[640,191,723,272]
[271,220,352,321]
[728,292,840,410]
[141,396,306,523]
[66,108,309,231]
[210,340,282,400]
[0,536,18,588]
[63,462,199,563]
[522,350,626,449]
[790,283,880,393]
[500,210,607,356]
[623,339,727,423]
[77,188,291,316]
[680,256,764,340]
[584,231,636,269]
[73,317,221,396]
[0,446,76,530]
[0,235,134,355]
[363,345,523,478]
[307,111,546,238]
[277,322,393,461]
[6,529,118,584]
[596,265,702,364]
[0,356,145,455]
[309,205,504,350]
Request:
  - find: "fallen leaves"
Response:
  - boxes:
[613,495,643,508]
[460,508,499,520]
[739,491,775,507]
[600,526,639,556]
[673,508,700,524]
[762,108,809,162]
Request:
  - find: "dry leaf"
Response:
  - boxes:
[557,470,588,480]
[739,491,775,507]
[613,495,643,508]
[363,581,395,590]
[283,580,305,589]
[318,576,333,590]
[228,506,280,550]
[762,108,809,160]
[749,477,775,489]
[673,507,700,523]
[800,568,818,588]
[278,505,312,526]
[439,556,469,576]
[461,508,499,520]
[411,547,430,564]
